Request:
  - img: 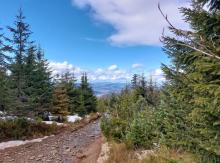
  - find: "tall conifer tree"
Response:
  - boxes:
[160,0,220,160]
[33,47,53,111]
[52,84,70,120]
[60,72,80,114]
[8,9,32,100]
[79,73,97,116]
[131,74,139,88]
[0,27,11,111]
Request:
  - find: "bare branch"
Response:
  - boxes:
[158,3,220,60]
[176,42,220,60]
[158,3,193,37]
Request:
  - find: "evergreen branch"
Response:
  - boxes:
[176,42,220,60]
[158,4,193,37]
[158,3,220,61]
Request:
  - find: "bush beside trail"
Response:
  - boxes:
[0,112,101,143]
[0,118,63,142]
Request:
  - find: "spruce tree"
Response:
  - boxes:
[139,74,147,98]
[79,73,97,116]
[24,45,37,102]
[145,76,160,106]
[132,74,147,102]
[77,93,86,116]
[0,69,9,112]
[131,74,139,88]
[52,84,70,120]
[160,0,220,161]
[0,27,11,68]
[33,47,53,111]
[8,9,32,101]
[23,45,53,113]
[60,72,80,114]
[0,27,12,111]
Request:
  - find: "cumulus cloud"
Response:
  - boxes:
[49,61,130,82]
[48,61,165,83]
[72,0,189,46]
[153,68,163,76]
[108,64,118,71]
[90,65,130,82]
[49,61,83,80]
[150,68,165,83]
[132,63,143,69]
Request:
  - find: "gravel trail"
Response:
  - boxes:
[0,120,101,163]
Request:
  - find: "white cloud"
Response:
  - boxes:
[132,63,143,69]
[72,0,189,46]
[49,61,130,82]
[153,68,163,76]
[150,68,165,83]
[95,68,104,73]
[48,61,83,80]
[49,61,165,83]
[108,64,118,71]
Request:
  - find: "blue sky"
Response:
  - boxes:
[0,0,188,82]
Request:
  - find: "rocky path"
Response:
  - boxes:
[0,120,101,163]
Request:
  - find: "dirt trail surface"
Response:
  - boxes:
[0,120,102,163]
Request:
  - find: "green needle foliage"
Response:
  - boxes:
[52,72,97,117]
[100,77,160,149]
[0,9,97,118]
[52,83,70,118]
[79,73,97,116]
[0,27,12,111]
[100,1,220,162]
[160,0,220,161]
[8,9,32,100]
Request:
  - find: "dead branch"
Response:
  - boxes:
[176,42,220,60]
[158,3,220,60]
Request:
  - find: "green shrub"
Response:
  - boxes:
[13,118,30,139]
[100,94,161,149]
[36,117,43,123]
[125,110,158,149]
[101,117,127,142]
[0,118,61,142]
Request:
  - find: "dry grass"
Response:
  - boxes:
[141,146,199,163]
[105,142,199,163]
[105,142,137,163]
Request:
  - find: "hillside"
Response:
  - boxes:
[91,82,126,97]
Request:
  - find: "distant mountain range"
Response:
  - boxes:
[90,82,127,97]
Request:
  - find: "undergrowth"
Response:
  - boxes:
[0,118,63,142]
[106,142,199,163]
